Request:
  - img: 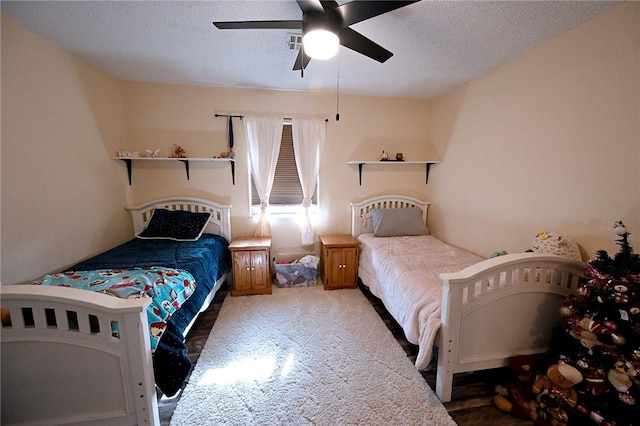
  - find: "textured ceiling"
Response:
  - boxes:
[1,1,618,99]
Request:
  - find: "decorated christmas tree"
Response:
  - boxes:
[538,221,640,426]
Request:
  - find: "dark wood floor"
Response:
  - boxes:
[159,282,533,425]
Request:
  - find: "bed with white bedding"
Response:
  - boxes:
[358,233,483,370]
[352,195,586,402]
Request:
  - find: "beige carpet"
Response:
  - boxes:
[170,285,455,425]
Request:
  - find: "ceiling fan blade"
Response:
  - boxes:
[338,27,392,63]
[336,1,420,27]
[296,0,324,14]
[292,48,312,71]
[213,20,302,30]
[319,1,340,10]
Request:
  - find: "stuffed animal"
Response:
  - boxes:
[607,360,634,393]
[1,308,10,326]
[530,363,583,426]
[170,144,187,158]
[565,315,601,350]
[532,231,581,261]
[493,355,538,418]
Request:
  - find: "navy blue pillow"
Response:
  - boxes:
[136,209,211,241]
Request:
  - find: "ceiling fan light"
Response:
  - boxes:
[303,29,339,60]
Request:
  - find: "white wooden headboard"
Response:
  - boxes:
[350,195,430,237]
[126,197,232,242]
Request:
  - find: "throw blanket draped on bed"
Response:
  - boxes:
[358,234,483,370]
[38,267,197,352]
[66,233,231,395]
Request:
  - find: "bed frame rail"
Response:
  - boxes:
[436,253,585,402]
[1,285,159,426]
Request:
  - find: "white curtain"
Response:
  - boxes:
[292,118,326,246]
[244,116,284,237]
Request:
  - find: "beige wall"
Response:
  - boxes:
[2,3,638,285]
[0,14,434,284]
[430,3,640,258]
[120,83,434,252]
[1,15,131,284]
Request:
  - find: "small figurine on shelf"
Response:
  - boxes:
[396,152,404,161]
[145,149,160,158]
[170,144,187,158]
[216,149,235,159]
[381,150,389,161]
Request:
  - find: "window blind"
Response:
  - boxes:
[251,124,318,206]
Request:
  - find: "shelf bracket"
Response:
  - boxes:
[115,158,235,185]
[120,159,133,185]
[349,160,439,186]
[179,160,190,180]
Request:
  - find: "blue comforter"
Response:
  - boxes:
[69,233,231,396]
[39,267,198,352]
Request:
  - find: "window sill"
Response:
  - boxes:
[250,205,318,219]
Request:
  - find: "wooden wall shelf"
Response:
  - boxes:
[346,160,441,185]
[112,157,235,185]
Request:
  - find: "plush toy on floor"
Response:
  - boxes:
[529,363,583,426]
[493,354,538,419]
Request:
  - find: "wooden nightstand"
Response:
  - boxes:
[320,234,360,290]
[229,237,272,296]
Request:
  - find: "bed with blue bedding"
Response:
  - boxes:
[1,197,233,425]
[65,234,231,395]
[70,234,231,340]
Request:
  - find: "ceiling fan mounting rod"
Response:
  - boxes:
[302,11,339,35]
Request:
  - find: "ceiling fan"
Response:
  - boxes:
[212,0,420,71]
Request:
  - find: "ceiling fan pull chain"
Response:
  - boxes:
[336,50,340,121]
[301,43,305,78]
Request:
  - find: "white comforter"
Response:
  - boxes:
[358,233,483,370]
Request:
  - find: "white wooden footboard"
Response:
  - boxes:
[436,253,585,402]
[1,285,159,426]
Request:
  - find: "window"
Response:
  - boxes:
[250,123,318,215]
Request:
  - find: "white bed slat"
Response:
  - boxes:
[31,305,47,328]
